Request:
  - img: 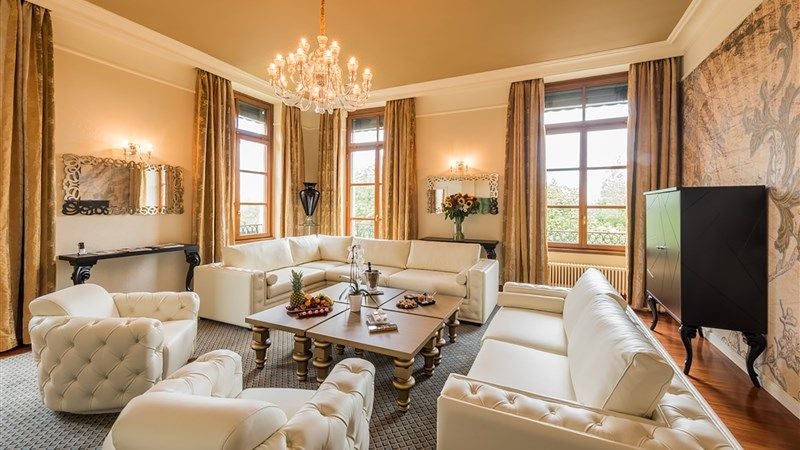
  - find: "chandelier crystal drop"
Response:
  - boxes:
[267,0,373,114]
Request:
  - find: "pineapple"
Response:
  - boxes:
[289,270,305,309]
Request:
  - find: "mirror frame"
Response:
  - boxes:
[426,172,499,214]
[61,153,184,216]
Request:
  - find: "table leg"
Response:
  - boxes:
[70,263,95,285]
[184,250,201,291]
[292,334,312,381]
[313,340,333,383]
[435,324,445,366]
[393,357,416,411]
[251,326,271,370]
[422,336,439,376]
[447,310,460,343]
[354,348,364,357]
[335,344,345,355]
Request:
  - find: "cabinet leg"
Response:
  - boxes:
[743,332,767,388]
[679,325,698,375]
[646,295,659,331]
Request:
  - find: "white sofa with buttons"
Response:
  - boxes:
[28,283,199,414]
[102,350,376,450]
[194,235,499,326]
[437,269,741,450]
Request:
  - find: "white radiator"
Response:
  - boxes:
[548,262,628,297]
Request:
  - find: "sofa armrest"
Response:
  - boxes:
[28,316,165,413]
[260,358,376,450]
[151,350,244,398]
[463,259,499,324]
[194,263,268,326]
[498,292,565,313]
[112,292,199,322]
[503,282,570,298]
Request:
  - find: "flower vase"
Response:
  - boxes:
[349,294,363,313]
[453,217,465,241]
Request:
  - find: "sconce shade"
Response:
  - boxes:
[299,182,321,217]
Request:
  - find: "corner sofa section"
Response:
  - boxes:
[194,235,499,327]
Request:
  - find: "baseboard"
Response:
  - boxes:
[704,330,800,419]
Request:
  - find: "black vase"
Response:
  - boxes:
[299,182,321,217]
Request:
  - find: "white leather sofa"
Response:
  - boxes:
[28,284,199,413]
[195,235,499,326]
[102,350,375,450]
[437,269,741,450]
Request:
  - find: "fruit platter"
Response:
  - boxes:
[285,270,334,317]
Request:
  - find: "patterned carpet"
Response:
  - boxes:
[1,314,492,449]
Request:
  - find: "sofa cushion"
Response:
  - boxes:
[481,308,567,355]
[161,320,197,378]
[388,269,467,298]
[298,260,348,271]
[406,240,480,274]
[568,295,673,417]
[562,268,625,338]
[287,235,321,265]
[353,237,411,269]
[469,339,575,401]
[222,239,294,273]
[237,388,316,417]
[318,235,353,262]
[325,264,402,286]
[265,267,325,298]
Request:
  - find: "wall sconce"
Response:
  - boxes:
[449,160,470,175]
[123,141,152,163]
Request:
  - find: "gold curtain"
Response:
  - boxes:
[502,79,548,284]
[281,104,306,237]
[626,57,681,309]
[381,98,417,240]
[0,0,55,350]
[316,110,345,235]
[192,69,236,264]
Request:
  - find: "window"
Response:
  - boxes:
[544,73,628,253]
[346,108,385,238]
[234,93,273,241]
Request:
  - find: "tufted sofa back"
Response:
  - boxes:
[29,283,119,318]
[112,292,199,322]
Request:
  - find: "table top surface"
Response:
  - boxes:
[381,291,463,320]
[58,243,198,262]
[245,301,350,334]
[306,306,442,360]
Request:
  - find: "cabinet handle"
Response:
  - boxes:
[656,245,667,250]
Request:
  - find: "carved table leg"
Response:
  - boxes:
[70,263,95,285]
[679,325,698,375]
[313,340,333,383]
[184,250,201,291]
[251,326,271,370]
[434,324,445,366]
[422,335,439,376]
[292,334,312,381]
[393,357,416,411]
[646,294,659,331]
[447,310,460,343]
[743,332,767,388]
[335,344,345,355]
[484,243,498,260]
[354,348,365,357]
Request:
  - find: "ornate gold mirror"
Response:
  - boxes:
[61,154,184,215]
[426,173,499,214]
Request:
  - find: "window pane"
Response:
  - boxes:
[239,139,266,172]
[238,101,267,134]
[587,128,627,167]
[351,185,375,218]
[588,208,626,246]
[350,150,376,183]
[352,220,374,238]
[352,116,379,143]
[546,170,580,205]
[586,83,628,121]
[544,89,582,124]
[545,132,580,169]
[240,205,266,236]
[547,208,579,243]
[240,172,266,203]
[587,169,626,205]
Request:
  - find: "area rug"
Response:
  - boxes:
[1,314,492,449]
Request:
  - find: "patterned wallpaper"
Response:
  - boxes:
[683,0,800,409]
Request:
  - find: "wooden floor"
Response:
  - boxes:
[3,316,799,449]
[639,311,800,450]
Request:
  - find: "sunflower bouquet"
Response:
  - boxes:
[442,192,479,240]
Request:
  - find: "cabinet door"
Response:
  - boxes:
[645,191,682,320]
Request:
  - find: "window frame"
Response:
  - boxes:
[233,92,274,243]
[545,72,628,255]
[345,107,385,238]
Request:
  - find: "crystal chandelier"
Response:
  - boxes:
[267,0,373,114]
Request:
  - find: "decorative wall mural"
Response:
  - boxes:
[683,0,800,408]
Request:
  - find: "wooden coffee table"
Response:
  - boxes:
[312,282,406,308]
[306,306,443,411]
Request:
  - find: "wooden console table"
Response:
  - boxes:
[419,236,499,259]
[58,244,201,291]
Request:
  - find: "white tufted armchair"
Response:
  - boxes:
[28,283,199,414]
[102,350,376,450]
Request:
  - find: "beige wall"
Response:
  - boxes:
[53,48,195,292]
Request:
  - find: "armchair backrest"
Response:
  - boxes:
[29,283,118,318]
[112,292,199,322]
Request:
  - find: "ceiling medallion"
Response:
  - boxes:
[267,0,373,114]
